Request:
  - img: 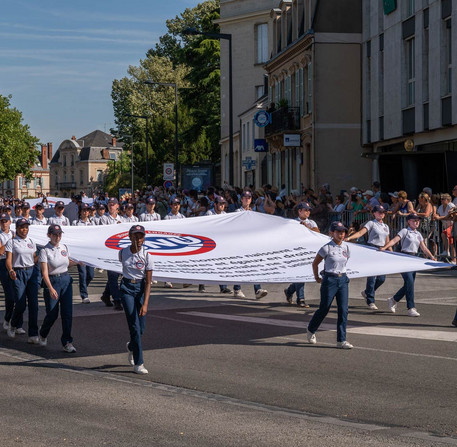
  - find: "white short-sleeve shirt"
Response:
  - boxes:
[99,214,123,225]
[39,242,70,275]
[164,212,185,220]
[139,212,161,222]
[30,216,48,226]
[119,247,153,280]
[397,227,423,254]
[48,215,70,226]
[5,236,36,268]
[318,240,350,274]
[364,219,390,247]
[0,230,14,260]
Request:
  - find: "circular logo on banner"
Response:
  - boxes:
[105,230,216,256]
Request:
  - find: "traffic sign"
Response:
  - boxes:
[163,163,174,180]
[254,110,271,127]
[163,180,173,189]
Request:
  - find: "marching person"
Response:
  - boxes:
[72,203,95,303]
[380,213,436,317]
[284,202,319,308]
[48,201,70,226]
[5,218,40,343]
[38,224,79,353]
[30,203,48,225]
[233,190,268,299]
[122,203,138,223]
[345,205,391,310]
[119,225,153,374]
[307,221,353,349]
[21,202,32,220]
[0,213,16,332]
[99,197,123,310]
[139,197,161,221]
[92,203,107,225]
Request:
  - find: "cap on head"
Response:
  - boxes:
[297,202,311,211]
[146,197,156,205]
[363,190,374,197]
[80,203,90,210]
[129,224,145,236]
[329,221,348,232]
[107,197,118,205]
[48,224,63,235]
[170,198,180,205]
[241,191,252,199]
[388,191,399,198]
[15,218,30,227]
[35,203,44,209]
[372,205,386,213]
[406,213,420,221]
[55,201,65,208]
[21,202,31,209]
[215,196,227,204]
[0,213,10,222]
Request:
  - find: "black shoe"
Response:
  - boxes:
[113,301,123,311]
[198,285,206,293]
[220,288,233,294]
[284,288,293,304]
[298,301,310,308]
[100,294,113,307]
[452,320,457,327]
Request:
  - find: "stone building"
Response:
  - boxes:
[49,130,123,197]
[362,0,457,198]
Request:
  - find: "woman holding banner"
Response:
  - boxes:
[345,205,391,311]
[119,225,153,374]
[307,221,353,349]
[380,213,435,317]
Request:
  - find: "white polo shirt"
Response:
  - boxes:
[318,240,350,275]
[72,219,94,226]
[99,213,123,225]
[119,247,153,280]
[139,212,161,222]
[5,236,36,268]
[30,216,48,225]
[0,230,14,260]
[48,215,70,226]
[39,242,70,275]
[122,215,139,223]
[364,219,390,247]
[398,227,423,254]
[164,212,185,220]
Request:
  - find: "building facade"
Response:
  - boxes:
[219,0,372,194]
[49,130,123,197]
[362,0,457,198]
[0,143,51,198]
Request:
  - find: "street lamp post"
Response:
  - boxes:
[143,81,179,186]
[182,27,233,185]
[124,114,149,187]
[120,134,134,194]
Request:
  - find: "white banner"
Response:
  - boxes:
[27,196,93,210]
[26,212,450,284]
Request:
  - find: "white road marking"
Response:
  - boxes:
[152,315,214,328]
[180,311,457,343]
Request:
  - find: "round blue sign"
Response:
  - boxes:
[254,110,271,128]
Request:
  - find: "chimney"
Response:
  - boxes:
[41,144,48,170]
[47,142,53,160]
[111,137,116,147]
[71,135,76,140]
[102,148,109,159]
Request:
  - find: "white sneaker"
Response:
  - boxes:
[152,280,158,284]
[39,336,47,346]
[15,328,26,335]
[134,364,148,374]
[7,327,16,338]
[337,341,354,349]
[27,336,40,344]
[3,320,9,331]
[81,297,91,304]
[439,250,450,257]
[126,342,134,366]
[387,297,397,313]
[368,303,378,310]
[407,308,420,317]
[164,282,173,288]
[361,290,367,299]
[234,290,246,299]
[255,289,268,300]
[307,330,317,344]
[63,342,76,353]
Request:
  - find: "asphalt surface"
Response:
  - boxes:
[0,268,456,446]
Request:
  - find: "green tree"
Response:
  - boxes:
[0,94,39,180]
[110,0,221,188]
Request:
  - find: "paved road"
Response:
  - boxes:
[0,269,456,446]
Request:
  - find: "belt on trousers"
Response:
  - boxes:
[122,278,143,284]
[323,272,346,278]
[49,272,68,277]
[401,251,416,256]
[14,266,33,271]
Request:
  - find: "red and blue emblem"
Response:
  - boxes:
[61,250,68,257]
[105,230,216,256]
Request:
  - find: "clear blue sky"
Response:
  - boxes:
[0,0,202,147]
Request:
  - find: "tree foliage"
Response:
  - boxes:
[0,94,40,180]
[110,0,220,188]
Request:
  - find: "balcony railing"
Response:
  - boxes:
[265,106,300,137]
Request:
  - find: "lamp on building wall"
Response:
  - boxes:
[143,81,179,186]
[123,114,150,186]
[182,27,234,185]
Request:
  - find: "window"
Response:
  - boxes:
[423,24,429,102]
[295,68,304,115]
[247,122,250,151]
[109,152,116,160]
[63,156,66,167]
[256,23,268,63]
[445,18,452,94]
[63,170,67,182]
[406,0,415,17]
[71,171,75,183]
[70,154,74,166]
[406,38,415,106]
[255,85,265,99]
[242,123,246,152]
[97,170,103,182]
[19,177,23,188]
[284,75,292,105]
[80,170,84,185]
[307,62,313,113]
